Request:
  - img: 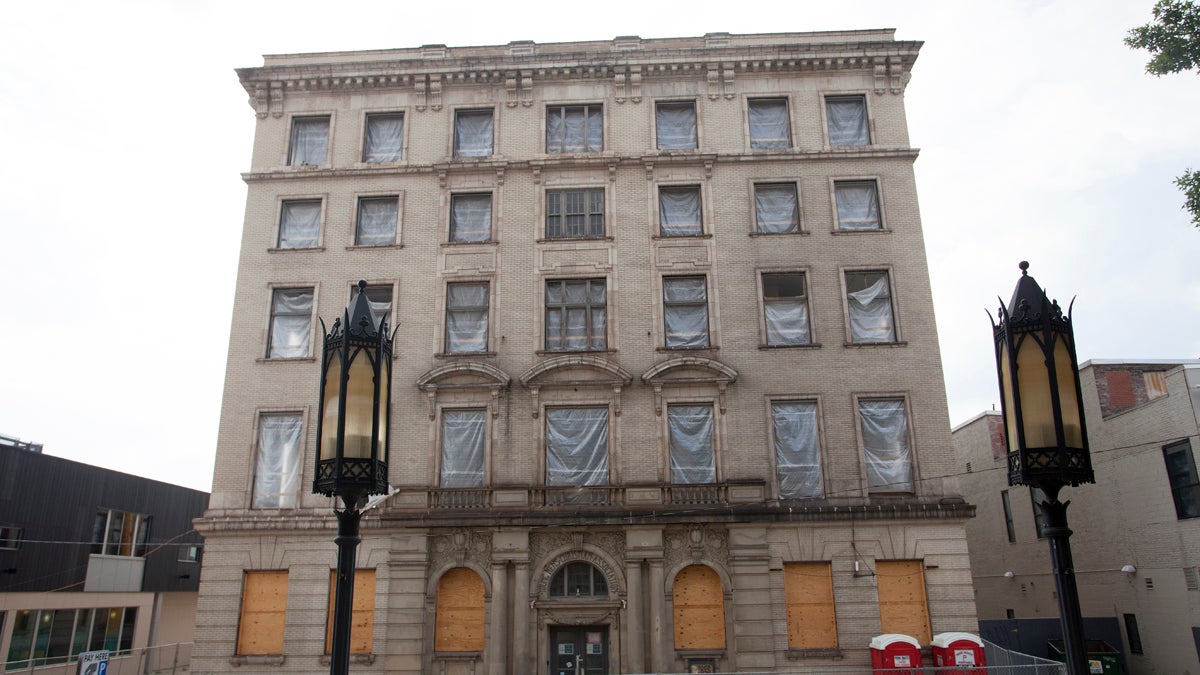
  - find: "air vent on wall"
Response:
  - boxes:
[1145,577,1155,590]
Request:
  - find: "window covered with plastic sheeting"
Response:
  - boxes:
[546,188,604,239]
[445,282,489,353]
[450,193,492,242]
[663,277,709,348]
[349,284,392,329]
[835,180,881,230]
[288,116,329,166]
[355,196,398,246]
[545,278,606,351]
[545,407,609,486]
[659,186,702,236]
[858,399,913,492]
[440,409,486,488]
[825,95,870,146]
[253,413,302,508]
[546,104,602,153]
[656,101,697,150]
[845,271,895,343]
[453,109,494,157]
[268,287,313,358]
[363,113,404,162]
[277,200,321,248]
[772,401,821,497]
[668,404,716,484]
[754,183,800,233]
[749,98,790,148]
[762,273,810,346]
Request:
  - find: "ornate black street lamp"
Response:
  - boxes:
[314,280,393,675]
[992,262,1094,675]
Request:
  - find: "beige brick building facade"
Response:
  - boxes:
[954,359,1200,672]
[193,31,976,675]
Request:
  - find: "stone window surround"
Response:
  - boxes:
[838,265,903,347]
[268,193,328,252]
[850,392,919,496]
[765,395,828,500]
[818,90,875,149]
[349,190,406,249]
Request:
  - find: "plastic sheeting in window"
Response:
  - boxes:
[545,407,609,486]
[668,405,716,484]
[446,283,489,353]
[441,410,486,488]
[269,288,313,358]
[253,414,302,508]
[772,402,821,497]
[663,277,709,348]
[450,194,492,242]
[835,181,881,230]
[454,110,494,157]
[547,106,602,153]
[859,400,913,492]
[289,117,329,166]
[749,99,790,148]
[846,273,895,343]
[656,102,697,150]
[278,201,321,248]
[764,299,810,346]
[754,184,800,233]
[363,114,404,162]
[826,96,870,146]
[660,188,702,236]
[355,198,398,246]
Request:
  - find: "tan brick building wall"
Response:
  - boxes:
[194,31,975,674]
[954,360,1200,673]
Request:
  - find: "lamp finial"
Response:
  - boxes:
[1019,261,1029,275]
[357,279,367,290]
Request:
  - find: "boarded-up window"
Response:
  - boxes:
[325,569,376,654]
[237,571,287,655]
[1145,371,1168,400]
[435,567,485,652]
[1105,370,1136,413]
[875,560,930,644]
[784,562,837,649]
[673,565,725,650]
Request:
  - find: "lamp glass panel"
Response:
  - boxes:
[343,349,375,459]
[1053,337,1084,447]
[376,357,390,462]
[320,350,342,461]
[998,340,1020,454]
[1015,333,1055,448]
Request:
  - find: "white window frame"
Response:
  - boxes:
[266,285,317,359]
[287,114,332,167]
[453,108,495,158]
[841,268,900,345]
[654,100,699,150]
[758,270,814,347]
[361,111,405,163]
[92,509,151,557]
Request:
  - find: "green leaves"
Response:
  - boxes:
[1125,0,1200,75]
[1175,169,1200,227]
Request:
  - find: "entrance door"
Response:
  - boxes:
[550,625,608,675]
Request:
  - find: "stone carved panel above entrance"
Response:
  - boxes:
[664,526,728,570]
[430,529,493,571]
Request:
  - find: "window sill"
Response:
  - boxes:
[786,648,843,660]
[657,345,718,352]
[825,143,876,151]
[536,348,616,355]
[442,240,499,247]
[536,236,613,244]
[256,356,317,363]
[356,160,407,167]
[750,230,808,237]
[268,246,325,253]
[652,233,711,240]
[434,351,498,359]
[831,228,891,235]
[675,649,726,658]
[347,243,403,250]
[229,654,285,667]
[749,145,794,152]
[318,653,375,666]
[843,341,907,348]
[433,652,482,661]
[759,343,820,350]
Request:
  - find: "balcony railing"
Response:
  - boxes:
[424,481,759,511]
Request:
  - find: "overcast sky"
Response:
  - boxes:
[1,0,1197,492]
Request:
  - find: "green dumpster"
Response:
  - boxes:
[1047,640,1123,675]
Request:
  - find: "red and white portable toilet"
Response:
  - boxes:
[869,634,922,674]
[931,632,985,674]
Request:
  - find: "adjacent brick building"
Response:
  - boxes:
[193,31,976,674]
[954,359,1200,672]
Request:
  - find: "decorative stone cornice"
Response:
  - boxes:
[238,32,921,117]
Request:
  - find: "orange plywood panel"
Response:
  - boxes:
[237,570,288,655]
[876,560,930,644]
[325,569,377,654]
[435,567,486,652]
[673,565,726,650]
[784,562,838,649]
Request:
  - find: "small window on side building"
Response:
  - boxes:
[1164,440,1200,519]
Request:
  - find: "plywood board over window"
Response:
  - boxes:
[673,564,726,650]
[325,569,376,654]
[784,562,837,649]
[875,560,930,644]
[237,570,288,655]
[435,567,485,652]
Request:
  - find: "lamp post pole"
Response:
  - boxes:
[330,500,362,675]
[991,262,1094,675]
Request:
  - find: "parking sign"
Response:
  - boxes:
[78,650,109,675]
